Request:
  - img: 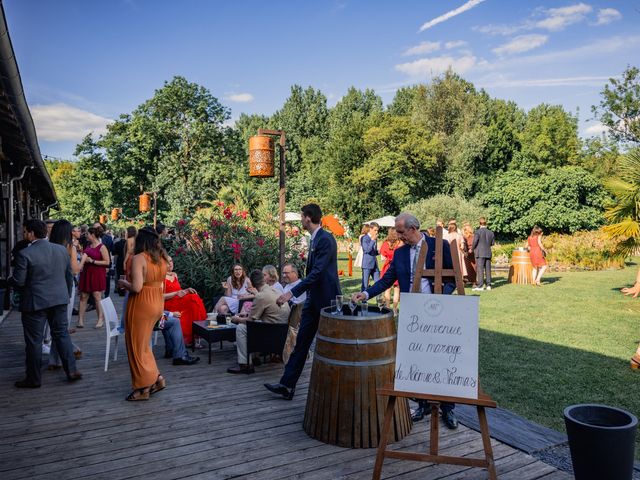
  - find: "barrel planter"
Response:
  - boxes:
[564,404,638,480]
[303,306,412,448]
[508,249,533,284]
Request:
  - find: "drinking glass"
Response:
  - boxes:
[330,300,337,315]
[376,295,385,310]
[335,295,344,315]
[347,299,357,316]
[360,302,368,317]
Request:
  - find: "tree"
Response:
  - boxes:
[602,149,640,256]
[592,65,640,144]
[404,194,488,229]
[387,85,420,116]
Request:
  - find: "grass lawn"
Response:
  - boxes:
[337,254,640,456]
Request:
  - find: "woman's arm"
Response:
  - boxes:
[223,276,232,296]
[68,246,81,275]
[538,235,546,253]
[123,254,145,293]
[87,244,110,267]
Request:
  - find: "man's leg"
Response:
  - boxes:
[104,272,111,298]
[162,317,187,359]
[279,307,319,388]
[476,257,485,288]
[21,310,47,385]
[361,268,371,291]
[48,304,77,377]
[372,264,380,283]
[485,258,492,287]
[235,323,248,365]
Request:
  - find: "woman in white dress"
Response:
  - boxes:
[214,264,255,314]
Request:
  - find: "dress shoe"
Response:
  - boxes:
[442,410,458,430]
[251,356,263,366]
[411,405,428,422]
[47,364,62,371]
[164,350,172,359]
[15,379,41,388]
[173,355,200,366]
[227,364,254,374]
[264,382,295,400]
[67,372,83,383]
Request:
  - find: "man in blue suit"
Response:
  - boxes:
[265,204,341,400]
[360,221,380,290]
[352,212,458,429]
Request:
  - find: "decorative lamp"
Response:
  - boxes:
[99,214,108,224]
[249,135,275,177]
[139,193,151,212]
[111,208,120,221]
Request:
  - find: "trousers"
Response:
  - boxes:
[280,305,320,388]
[475,257,492,287]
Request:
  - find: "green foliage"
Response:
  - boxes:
[603,148,640,256]
[544,231,625,270]
[484,167,607,236]
[166,203,305,309]
[403,194,488,229]
[578,137,622,179]
[592,65,640,144]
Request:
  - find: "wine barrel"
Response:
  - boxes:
[508,249,533,284]
[303,307,412,448]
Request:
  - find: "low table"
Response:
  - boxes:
[192,321,237,364]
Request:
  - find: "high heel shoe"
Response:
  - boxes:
[125,387,150,401]
[630,355,640,370]
[95,320,104,329]
[149,375,166,395]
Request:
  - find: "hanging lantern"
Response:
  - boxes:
[111,208,120,221]
[139,193,151,212]
[99,214,108,224]
[249,135,275,178]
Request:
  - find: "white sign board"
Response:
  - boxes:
[394,293,479,399]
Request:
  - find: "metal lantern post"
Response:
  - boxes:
[249,129,286,275]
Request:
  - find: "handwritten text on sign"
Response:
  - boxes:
[394,293,479,399]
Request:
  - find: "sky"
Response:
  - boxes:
[5,0,640,159]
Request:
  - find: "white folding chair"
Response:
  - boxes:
[101,297,122,372]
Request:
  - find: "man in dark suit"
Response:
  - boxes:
[265,204,341,400]
[10,219,82,388]
[472,217,495,291]
[361,221,380,290]
[352,212,458,429]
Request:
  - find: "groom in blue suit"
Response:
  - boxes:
[265,204,341,400]
[352,212,458,429]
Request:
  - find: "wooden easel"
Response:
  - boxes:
[372,227,498,480]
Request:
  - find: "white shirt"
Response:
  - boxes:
[409,236,432,294]
[272,281,285,294]
[284,279,307,305]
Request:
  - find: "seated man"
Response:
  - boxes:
[282,263,306,305]
[227,269,290,374]
[160,311,200,366]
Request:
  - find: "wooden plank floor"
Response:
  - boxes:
[0,293,571,479]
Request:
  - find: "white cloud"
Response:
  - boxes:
[395,55,477,77]
[583,122,608,136]
[594,8,622,26]
[31,103,111,141]
[445,40,468,49]
[419,0,486,32]
[480,75,613,88]
[536,3,592,31]
[492,34,548,56]
[403,41,441,56]
[473,23,523,36]
[225,93,254,103]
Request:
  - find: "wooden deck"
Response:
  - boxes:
[0,293,571,479]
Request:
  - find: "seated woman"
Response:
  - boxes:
[164,256,207,346]
[262,264,285,293]
[214,264,256,315]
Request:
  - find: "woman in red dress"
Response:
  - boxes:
[379,228,402,312]
[528,226,548,286]
[163,256,207,345]
[78,226,110,328]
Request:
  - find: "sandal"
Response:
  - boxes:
[630,355,640,370]
[95,320,104,329]
[149,375,166,395]
[126,388,150,401]
[76,323,84,329]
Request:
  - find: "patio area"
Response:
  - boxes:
[0,294,571,480]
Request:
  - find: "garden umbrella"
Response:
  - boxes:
[364,215,396,228]
[285,212,301,222]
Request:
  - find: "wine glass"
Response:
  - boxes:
[335,295,344,315]
[376,295,385,311]
[330,300,337,315]
[347,299,357,316]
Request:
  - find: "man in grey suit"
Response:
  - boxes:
[472,217,495,291]
[10,219,82,388]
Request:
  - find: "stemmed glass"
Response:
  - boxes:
[335,295,344,315]
[347,298,357,316]
[376,295,386,311]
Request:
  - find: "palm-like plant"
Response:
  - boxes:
[603,149,640,256]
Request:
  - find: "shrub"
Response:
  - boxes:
[166,202,306,309]
[404,194,488,229]
[544,230,625,270]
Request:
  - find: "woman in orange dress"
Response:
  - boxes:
[164,256,207,345]
[118,227,168,401]
[528,226,547,286]
[379,228,402,312]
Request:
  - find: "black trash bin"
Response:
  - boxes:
[564,404,638,480]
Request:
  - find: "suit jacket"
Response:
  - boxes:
[360,234,379,270]
[291,228,341,310]
[472,227,495,259]
[10,239,73,312]
[249,285,290,324]
[365,234,453,298]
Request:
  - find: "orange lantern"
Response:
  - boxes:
[139,193,151,212]
[249,135,275,178]
[111,208,120,221]
[99,214,108,224]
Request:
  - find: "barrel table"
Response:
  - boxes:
[303,307,412,448]
[508,249,533,284]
